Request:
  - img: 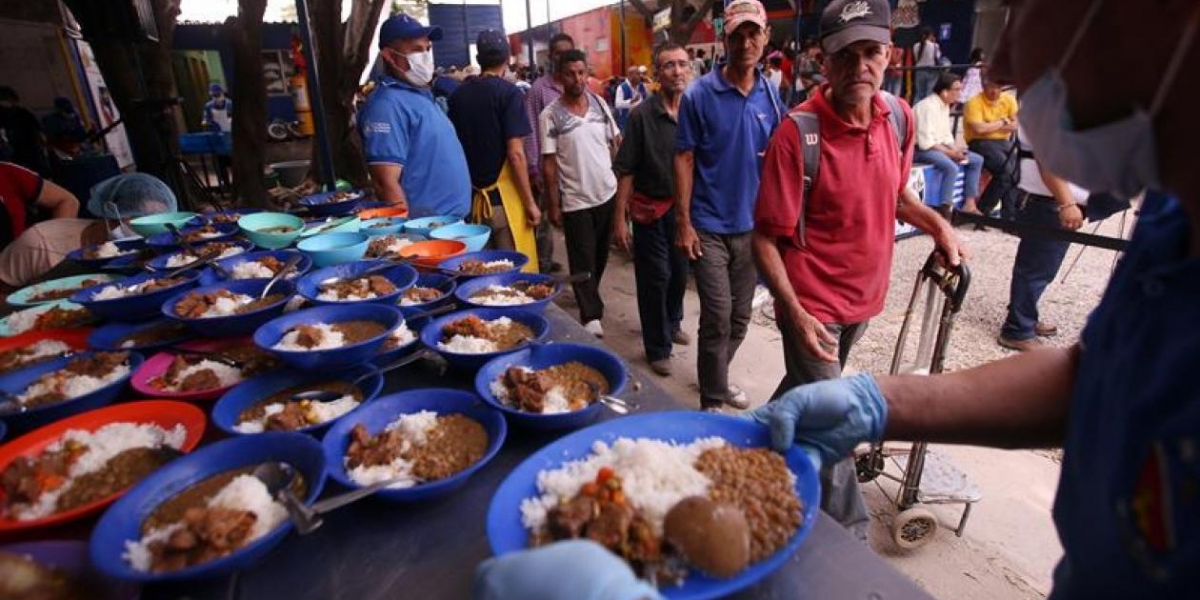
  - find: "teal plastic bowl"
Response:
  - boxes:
[405,215,463,237]
[128,212,198,237]
[430,223,491,252]
[238,212,305,249]
[296,232,369,267]
[299,216,363,238]
[359,217,407,237]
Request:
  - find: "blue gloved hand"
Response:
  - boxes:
[745,373,888,469]
[473,540,663,600]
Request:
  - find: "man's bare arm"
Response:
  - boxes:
[36,179,79,219]
[368,164,408,209]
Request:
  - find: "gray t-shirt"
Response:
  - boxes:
[539,93,619,212]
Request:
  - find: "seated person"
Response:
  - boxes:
[964,70,1020,218]
[0,172,175,288]
[0,161,79,248]
[913,73,985,216]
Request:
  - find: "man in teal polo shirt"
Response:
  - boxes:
[675,0,782,412]
[359,14,470,218]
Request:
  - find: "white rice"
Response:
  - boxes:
[195,231,223,239]
[16,363,130,406]
[519,437,726,535]
[13,422,187,521]
[93,278,174,301]
[193,293,255,318]
[316,277,378,302]
[489,369,574,414]
[377,237,414,255]
[471,285,535,306]
[273,323,346,351]
[233,395,360,434]
[23,340,71,362]
[284,296,307,313]
[345,410,439,489]
[231,261,276,279]
[388,323,415,347]
[5,308,43,335]
[474,260,515,271]
[93,241,130,259]
[123,474,287,572]
[163,360,244,391]
[436,317,515,354]
[165,246,245,268]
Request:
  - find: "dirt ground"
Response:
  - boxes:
[551,209,1134,599]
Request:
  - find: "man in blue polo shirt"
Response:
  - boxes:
[675,0,782,412]
[359,13,470,218]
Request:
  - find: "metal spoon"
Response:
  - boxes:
[163,223,233,279]
[289,349,443,403]
[302,216,356,236]
[251,461,410,535]
[585,381,638,415]
[260,254,303,300]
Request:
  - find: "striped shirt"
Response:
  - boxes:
[523,75,563,179]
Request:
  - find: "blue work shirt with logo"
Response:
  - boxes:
[676,67,782,234]
[1052,191,1199,598]
[358,76,471,218]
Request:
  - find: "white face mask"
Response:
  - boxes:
[1019,0,1200,199]
[401,50,436,87]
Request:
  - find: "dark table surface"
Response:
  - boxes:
[9,262,932,600]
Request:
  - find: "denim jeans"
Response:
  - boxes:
[883,74,903,98]
[914,149,984,206]
[969,138,1020,218]
[1001,194,1071,340]
[691,231,757,407]
[632,210,688,362]
[914,69,939,101]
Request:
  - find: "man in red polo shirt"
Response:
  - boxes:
[0,161,79,248]
[752,0,963,537]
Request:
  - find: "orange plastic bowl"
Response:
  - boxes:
[358,206,408,220]
[0,400,206,534]
[398,239,467,268]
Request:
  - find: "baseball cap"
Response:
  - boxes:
[724,0,768,36]
[208,82,225,95]
[476,29,510,63]
[379,13,443,48]
[820,0,892,54]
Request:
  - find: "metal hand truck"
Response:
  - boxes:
[855,251,981,549]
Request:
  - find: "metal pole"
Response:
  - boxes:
[618,0,626,74]
[463,0,469,67]
[525,0,534,69]
[295,0,336,190]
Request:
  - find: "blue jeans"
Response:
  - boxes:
[632,210,688,362]
[1001,195,1071,340]
[883,74,903,97]
[914,69,939,101]
[914,149,984,206]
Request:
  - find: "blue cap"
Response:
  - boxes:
[379,13,443,48]
[209,82,225,95]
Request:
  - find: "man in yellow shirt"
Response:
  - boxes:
[964,70,1020,217]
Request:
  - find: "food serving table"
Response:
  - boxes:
[7,263,933,600]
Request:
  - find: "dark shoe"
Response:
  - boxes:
[649,359,672,377]
[671,329,691,345]
[997,335,1042,352]
[1035,322,1058,337]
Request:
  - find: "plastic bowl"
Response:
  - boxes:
[0,300,98,338]
[130,337,276,403]
[454,272,562,314]
[71,270,201,322]
[238,212,306,250]
[430,222,491,252]
[420,307,549,370]
[371,306,431,367]
[298,189,364,217]
[161,279,296,338]
[398,239,467,269]
[396,273,457,311]
[67,239,148,269]
[145,240,255,272]
[211,364,384,437]
[89,432,326,583]
[128,212,198,238]
[359,217,407,237]
[191,208,262,227]
[253,303,403,370]
[438,250,529,278]
[296,260,418,306]
[88,318,192,354]
[358,206,407,220]
[296,232,369,268]
[404,215,463,237]
[146,222,239,250]
[6,273,122,307]
[198,250,313,286]
[474,343,627,431]
[0,351,145,435]
[321,389,506,502]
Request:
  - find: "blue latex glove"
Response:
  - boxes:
[474,540,663,600]
[746,373,888,469]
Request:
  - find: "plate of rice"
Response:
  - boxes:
[0,301,97,337]
[131,339,281,402]
[0,400,205,534]
[486,411,820,600]
[420,308,549,370]
[0,351,144,434]
[7,274,121,307]
[0,328,92,377]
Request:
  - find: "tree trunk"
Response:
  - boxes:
[228,0,269,207]
[62,0,183,190]
[308,0,386,189]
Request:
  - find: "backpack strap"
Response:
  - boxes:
[786,110,820,246]
[880,91,909,154]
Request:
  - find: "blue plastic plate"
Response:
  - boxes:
[485,411,820,600]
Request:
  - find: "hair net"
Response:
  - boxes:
[86,173,178,220]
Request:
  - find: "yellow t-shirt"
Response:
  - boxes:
[963,93,1019,143]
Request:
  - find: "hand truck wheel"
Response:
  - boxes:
[892,506,938,549]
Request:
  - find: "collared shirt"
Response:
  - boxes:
[447,75,532,189]
[754,88,915,324]
[540,94,619,213]
[523,74,563,179]
[613,94,677,199]
[1052,193,1200,599]
[963,92,1019,143]
[913,93,954,150]
[676,67,783,234]
[358,76,471,218]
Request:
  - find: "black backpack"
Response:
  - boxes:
[786,92,909,244]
